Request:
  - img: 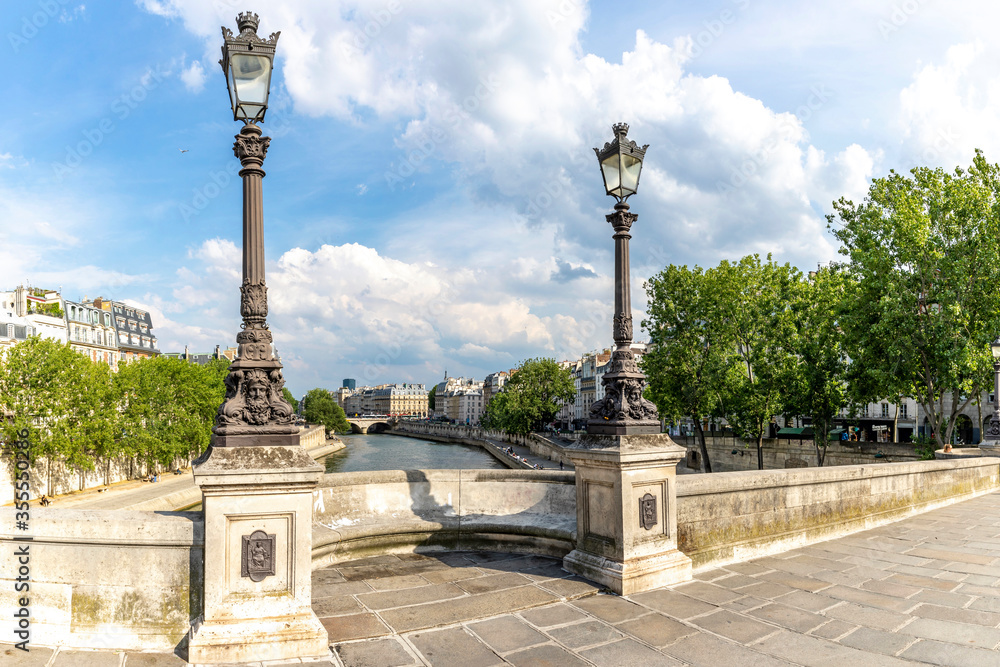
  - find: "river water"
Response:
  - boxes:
[322,433,506,473]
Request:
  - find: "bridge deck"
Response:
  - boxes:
[319,489,1000,665]
[12,491,1000,665]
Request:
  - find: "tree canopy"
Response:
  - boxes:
[0,337,228,470]
[302,388,350,434]
[481,358,575,434]
[829,150,1000,449]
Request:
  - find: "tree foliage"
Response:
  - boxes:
[0,338,228,470]
[713,255,800,470]
[829,151,1000,450]
[481,358,575,435]
[785,266,852,465]
[282,387,297,412]
[302,388,350,434]
[642,264,731,473]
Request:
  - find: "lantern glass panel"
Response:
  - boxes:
[991,339,1000,359]
[230,53,271,119]
[601,154,621,197]
[620,153,642,197]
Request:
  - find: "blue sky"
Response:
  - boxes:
[3,0,998,396]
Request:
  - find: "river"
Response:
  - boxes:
[321,433,506,473]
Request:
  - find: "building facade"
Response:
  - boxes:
[96,298,160,363]
[65,299,120,369]
[0,286,67,354]
[373,383,428,418]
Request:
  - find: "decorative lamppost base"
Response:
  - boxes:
[562,433,692,595]
[187,445,329,664]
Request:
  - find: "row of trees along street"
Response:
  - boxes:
[642,151,1000,472]
[0,337,229,474]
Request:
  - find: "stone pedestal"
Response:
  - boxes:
[187,444,329,664]
[562,433,692,596]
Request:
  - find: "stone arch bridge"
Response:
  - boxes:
[345,417,394,434]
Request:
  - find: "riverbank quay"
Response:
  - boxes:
[10,490,1000,665]
[390,422,574,471]
[30,426,340,511]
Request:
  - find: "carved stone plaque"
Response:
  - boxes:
[241,530,276,582]
[639,493,657,531]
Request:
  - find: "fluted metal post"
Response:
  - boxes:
[210,122,297,446]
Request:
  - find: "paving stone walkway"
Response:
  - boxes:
[324,492,1000,666]
[10,491,1000,665]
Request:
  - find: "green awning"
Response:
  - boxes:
[776,427,813,436]
[828,428,846,441]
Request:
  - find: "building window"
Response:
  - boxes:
[881,403,889,418]
[901,404,908,418]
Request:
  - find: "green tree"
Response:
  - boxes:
[482,358,575,434]
[115,356,225,468]
[829,151,1000,450]
[642,264,732,472]
[786,266,852,466]
[0,337,114,469]
[282,387,297,412]
[302,388,350,434]
[428,384,437,411]
[714,255,800,470]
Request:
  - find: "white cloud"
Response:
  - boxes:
[158,238,611,391]
[180,59,207,93]
[898,41,1000,168]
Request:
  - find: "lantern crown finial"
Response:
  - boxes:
[236,11,260,35]
[613,122,629,137]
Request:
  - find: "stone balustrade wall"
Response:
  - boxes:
[311,469,577,568]
[0,508,203,651]
[675,457,1000,571]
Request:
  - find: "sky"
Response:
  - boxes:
[2,0,998,396]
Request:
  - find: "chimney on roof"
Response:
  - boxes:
[184,344,189,360]
[215,344,221,359]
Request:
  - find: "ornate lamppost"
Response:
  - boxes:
[980,338,1000,453]
[561,123,691,595]
[212,11,299,447]
[587,123,661,435]
[188,13,328,664]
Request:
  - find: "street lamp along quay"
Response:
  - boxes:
[981,337,1000,453]
[587,123,661,435]
[187,12,329,665]
[212,11,298,446]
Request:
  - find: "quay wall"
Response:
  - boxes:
[391,422,573,467]
[675,435,922,472]
[0,508,203,651]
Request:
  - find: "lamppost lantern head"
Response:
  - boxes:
[594,122,648,202]
[220,11,280,124]
[991,337,1000,360]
